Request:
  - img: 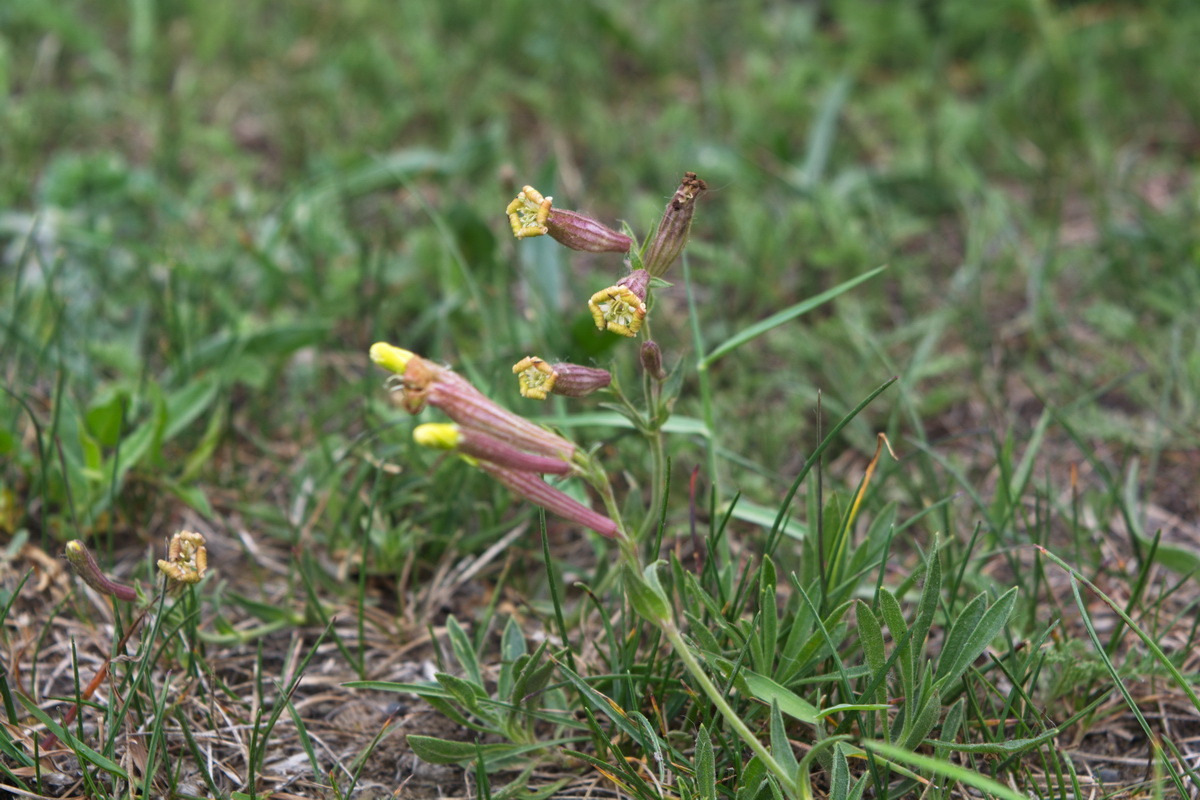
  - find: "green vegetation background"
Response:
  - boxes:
[2,0,1199,794]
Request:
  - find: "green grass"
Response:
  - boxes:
[2,0,1200,797]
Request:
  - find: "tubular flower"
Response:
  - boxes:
[479,460,620,538]
[546,208,633,253]
[507,185,553,239]
[513,356,612,400]
[588,269,649,337]
[65,540,138,602]
[414,422,572,475]
[643,171,707,277]
[371,342,576,460]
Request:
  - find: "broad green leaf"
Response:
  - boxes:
[723,498,807,540]
[163,374,220,441]
[732,668,819,725]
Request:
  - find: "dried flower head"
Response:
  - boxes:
[588,269,649,337]
[157,530,208,585]
[507,185,553,239]
[643,172,707,277]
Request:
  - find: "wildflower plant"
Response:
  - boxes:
[367,173,1004,799]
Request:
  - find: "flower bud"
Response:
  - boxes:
[643,172,706,277]
[640,340,667,381]
[588,269,649,337]
[65,540,138,602]
[513,356,611,400]
[479,461,620,538]
[546,208,633,253]
[414,422,573,475]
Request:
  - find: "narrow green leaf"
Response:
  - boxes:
[854,600,885,704]
[703,266,886,367]
[933,592,986,684]
[901,684,940,750]
[696,725,716,800]
[18,696,129,779]
[830,742,850,800]
[925,728,1059,754]
[878,589,912,701]
[769,700,799,778]
[498,616,526,702]
[554,657,646,744]
[910,538,941,670]
[407,735,567,768]
[446,615,483,686]
[936,587,1017,691]
[863,740,1032,800]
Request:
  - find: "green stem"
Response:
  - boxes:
[637,428,666,543]
[660,620,799,798]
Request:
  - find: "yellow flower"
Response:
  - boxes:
[513,356,558,399]
[588,270,650,337]
[506,185,552,239]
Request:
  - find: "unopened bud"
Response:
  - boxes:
[547,208,633,253]
[640,340,667,381]
[479,461,620,538]
[643,172,706,277]
[65,540,138,602]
